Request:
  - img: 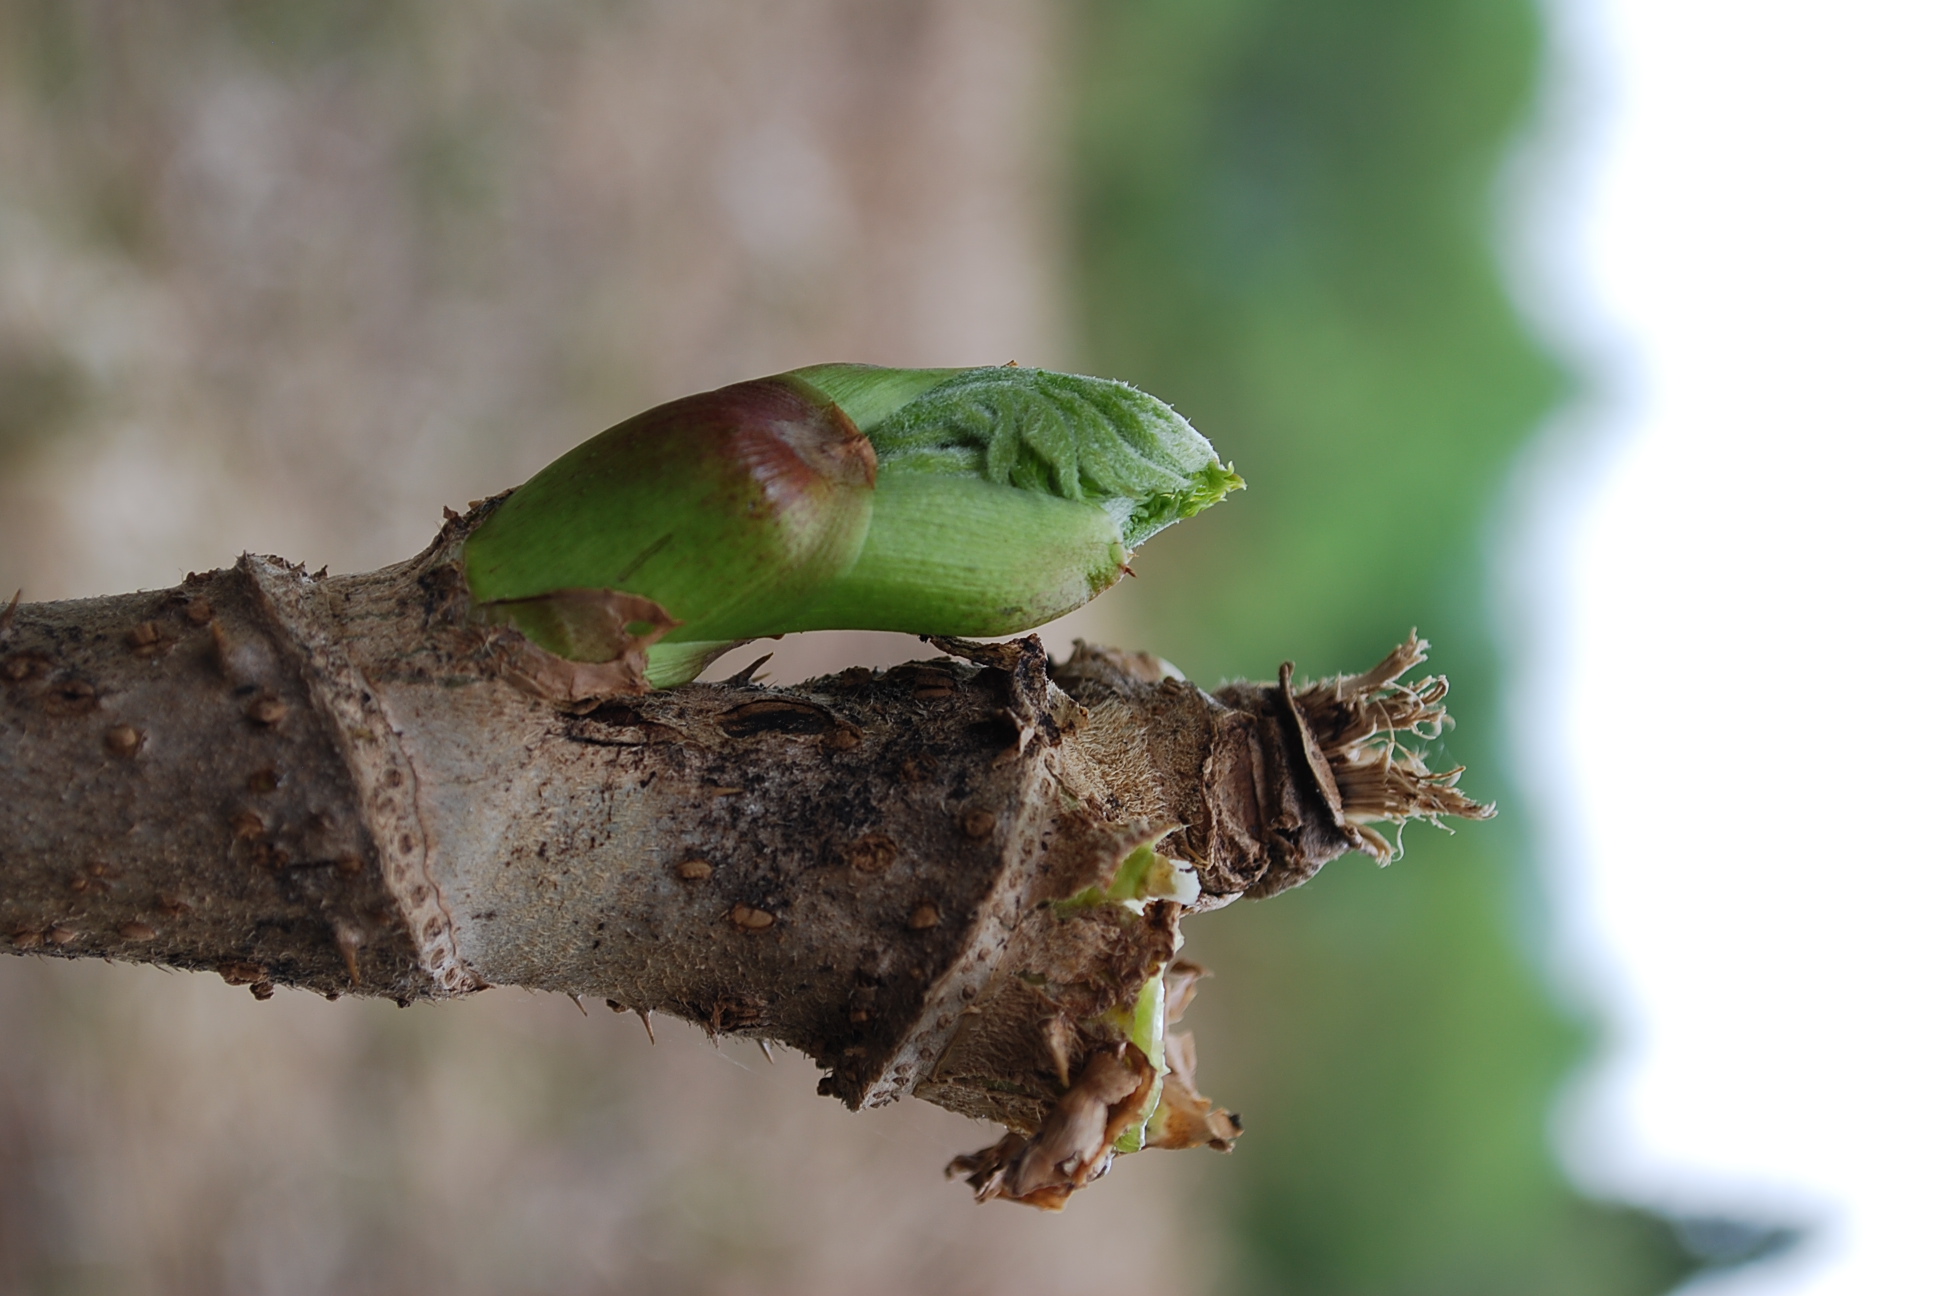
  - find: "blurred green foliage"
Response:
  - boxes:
[1073,2,1704,1292]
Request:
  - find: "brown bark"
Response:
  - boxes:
[0,511,1488,1202]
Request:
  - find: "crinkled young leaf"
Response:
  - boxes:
[813,365,1243,548]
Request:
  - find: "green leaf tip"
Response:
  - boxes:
[461,364,1240,693]
[794,364,1243,549]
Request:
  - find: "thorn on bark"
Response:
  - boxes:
[125,620,174,657]
[846,834,897,873]
[104,724,143,757]
[332,921,363,985]
[218,961,267,986]
[730,904,775,932]
[722,653,774,686]
[245,693,289,726]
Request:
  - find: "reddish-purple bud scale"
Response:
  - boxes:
[463,377,878,669]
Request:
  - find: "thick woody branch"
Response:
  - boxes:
[0,514,1488,1202]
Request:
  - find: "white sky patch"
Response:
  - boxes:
[1503,1,1936,1292]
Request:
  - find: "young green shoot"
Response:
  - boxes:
[461,364,1241,691]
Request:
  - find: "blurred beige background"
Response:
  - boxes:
[0,4,1190,1293]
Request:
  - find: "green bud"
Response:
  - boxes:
[462,364,1241,691]
[779,364,1242,638]
[463,375,877,687]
